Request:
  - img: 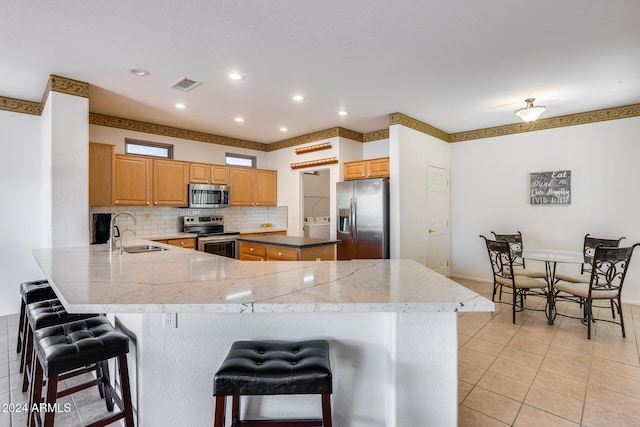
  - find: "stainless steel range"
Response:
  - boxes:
[182,216,240,258]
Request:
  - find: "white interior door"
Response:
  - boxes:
[427,165,450,276]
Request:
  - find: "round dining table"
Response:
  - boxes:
[522,249,584,324]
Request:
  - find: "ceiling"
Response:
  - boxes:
[2,1,639,144]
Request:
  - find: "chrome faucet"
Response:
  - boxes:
[118,229,137,255]
[109,211,137,252]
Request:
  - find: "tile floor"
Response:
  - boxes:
[0,314,120,427]
[457,278,640,427]
[1,279,639,426]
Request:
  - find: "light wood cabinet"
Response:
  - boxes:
[344,157,389,180]
[211,166,229,184]
[166,237,195,249]
[189,163,229,185]
[239,242,267,261]
[229,168,277,206]
[114,155,153,206]
[239,241,336,261]
[153,159,189,206]
[89,142,115,206]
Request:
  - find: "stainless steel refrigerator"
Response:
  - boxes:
[336,177,389,260]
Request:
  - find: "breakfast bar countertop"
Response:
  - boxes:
[32,240,493,314]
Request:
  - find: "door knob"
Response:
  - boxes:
[428,229,435,234]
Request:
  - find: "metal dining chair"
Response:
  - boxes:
[480,235,548,324]
[555,234,626,283]
[554,244,639,339]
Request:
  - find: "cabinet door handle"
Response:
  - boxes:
[278,252,282,256]
[180,241,185,246]
[146,201,150,205]
[249,248,254,252]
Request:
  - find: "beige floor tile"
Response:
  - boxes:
[550,328,594,355]
[459,380,474,404]
[545,345,592,368]
[506,334,550,356]
[498,346,544,370]
[476,370,530,402]
[459,333,472,348]
[524,383,584,423]
[588,366,640,398]
[539,356,589,384]
[462,387,522,424]
[531,369,587,400]
[464,337,506,357]
[489,357,538,385]
[592,338,640,367]
[582,402,640,427]
[513,404,579,427]
[590,356,640,382]
[459,347,497,370]
[459,361,486,385]
[475,329,514,346]
[458,405,510,427]
[586,383,640,419]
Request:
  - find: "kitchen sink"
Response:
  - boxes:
[122,244,169,254]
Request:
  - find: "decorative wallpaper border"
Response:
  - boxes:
[389,112,451,142]
[0,96,42,116]
[448,103,640,142]
[2,74,638,149]
[89,113,268,151]
[266,127,365,152]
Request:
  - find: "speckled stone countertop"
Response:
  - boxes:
[32,240,494,314]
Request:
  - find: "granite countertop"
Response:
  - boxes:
[32,240,494,315]
[237,235,339,248]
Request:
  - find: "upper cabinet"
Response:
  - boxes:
[344,157,390,180]
[153,159,189,206]
[229,168,277,206]
[112,155,189,206]
[114,155,153,205]
[189,163,230,185]
[89,142,115,206]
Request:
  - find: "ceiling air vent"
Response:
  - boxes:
[169,77,203,92]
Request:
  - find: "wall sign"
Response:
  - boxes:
[530,170,571,205]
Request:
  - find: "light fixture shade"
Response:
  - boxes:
[515,98,546,122]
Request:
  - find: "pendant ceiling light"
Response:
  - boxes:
[515,98,546,122]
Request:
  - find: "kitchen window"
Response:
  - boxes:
[226,152,256,168]
[125,139,174,159]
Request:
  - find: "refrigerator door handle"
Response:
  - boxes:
[352,198,357,241]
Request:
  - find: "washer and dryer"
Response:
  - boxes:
[303,217,330,239]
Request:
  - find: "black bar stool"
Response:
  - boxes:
[29,316,134,427]
[17,280,56,354]
[213,340,333,427]
[21,298,98,391]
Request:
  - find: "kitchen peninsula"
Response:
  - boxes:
[237,235,339,261]
[32,241,493,426]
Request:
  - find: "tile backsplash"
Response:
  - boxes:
[90,206,288,240]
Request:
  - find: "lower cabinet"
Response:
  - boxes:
[239,242,336,261]
[152,237,196,250]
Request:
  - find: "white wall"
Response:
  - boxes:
[89,125,269,167]
[0,111,45,315]
[47,92,89,247]
[267,138,343,236]
[363,138,389,159]
[450,116,640,304]
[389,125,450,265]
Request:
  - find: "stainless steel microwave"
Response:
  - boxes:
[188,183,230,208]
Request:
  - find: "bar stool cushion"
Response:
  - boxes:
[34,317,129,377]
[27,299,96,330]
[214,339,332,396]
[21,280,56,304]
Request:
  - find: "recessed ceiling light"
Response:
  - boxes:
[292,95,305,101]
[338,111,348,116]
[229,73,245,80]
[234,117,245,122]
[280,127,288,132]
[128,68,149,76]
[175,103,187,109]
